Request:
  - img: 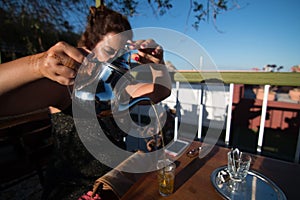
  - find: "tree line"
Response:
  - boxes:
[0,0,238,62]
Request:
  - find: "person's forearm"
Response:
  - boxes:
[0,53,43,95]
[125,64,171,104]
[0,41,84,96]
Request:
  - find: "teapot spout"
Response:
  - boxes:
[118,97,151,112]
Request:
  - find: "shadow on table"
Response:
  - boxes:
[174,146,220,191]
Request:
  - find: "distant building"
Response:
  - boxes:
[291,65,300,72]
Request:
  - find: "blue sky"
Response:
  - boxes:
[128,0,300,71]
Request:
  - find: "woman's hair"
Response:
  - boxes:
[78,6,132,49]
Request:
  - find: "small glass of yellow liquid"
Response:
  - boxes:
[157,159,176,196]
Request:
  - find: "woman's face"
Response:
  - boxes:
[92,32,130,62]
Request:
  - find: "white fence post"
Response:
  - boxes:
[225,83,234,146]
[197,88,203,140]
[257,84,270,153]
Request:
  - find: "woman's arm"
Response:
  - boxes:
[0,41,85,96]
[0,42,86,116]
[126,64,171,103]
[0,53,43,95]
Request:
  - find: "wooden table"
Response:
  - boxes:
[121,142,300,200]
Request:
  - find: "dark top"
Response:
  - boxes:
[42,111,115,200]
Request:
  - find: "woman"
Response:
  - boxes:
[0,5,171,200]
[0,6,171,116]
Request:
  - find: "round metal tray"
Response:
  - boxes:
[211,166,286,200]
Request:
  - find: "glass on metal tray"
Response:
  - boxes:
[211,166,287,200]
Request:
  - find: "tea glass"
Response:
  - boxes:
[227,149,251,192]
[157,159,176,196]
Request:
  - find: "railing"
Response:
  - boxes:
[160,71,300,163]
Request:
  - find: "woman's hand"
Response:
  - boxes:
[37,41,87,85]
[127,39,164,64]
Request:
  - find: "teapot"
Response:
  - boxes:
[72,48,150,117]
